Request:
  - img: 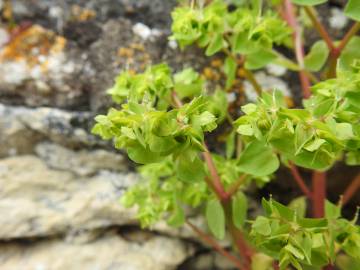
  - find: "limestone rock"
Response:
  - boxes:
[0,104,103,157]
[0,231,193,270]
[0,155,137,239]
[35,142,127,176]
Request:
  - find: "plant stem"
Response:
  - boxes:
[186,221,245,270]
[342,173,360,206]
[171,92,253,268]
[242,69,262,96]
[203,147,229,201]
[303,6,335,51]
[283,0,311,99]
[327,22,360,78]
[289,162,312,199]
[337,22,360,53]
[312,171,326,218]
[227,175,247,198]
[222,200,254,270]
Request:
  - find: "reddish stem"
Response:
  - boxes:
[203,148,229,201]
[186,221,245,270]
[303,6,335,51]
[289,162,312,199]
[312,171,326,218]
[222,200,254,270]
[342,173,360,206]
[283,0,311,99]
[226,174,247,198]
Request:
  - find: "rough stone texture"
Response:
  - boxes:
[0,231,193,270]
[35,142,127,176]
[0,155,137,239]
[0,103,102,157]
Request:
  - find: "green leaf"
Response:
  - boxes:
[335,123,354,140]
[238,140,279,177]
[206,199,226,239]
[295,123,314,155]
[167,205,185,227]
[252,216,271,236]
[339,37,360,71]
[245,49,277,70]
[127,144,162,164]
[205,34,224,56]
[325,200,341,219]
[291,0,327,5]
[344,0,360,21]
[304,138,326,152]
[224,56,237,89]
[237,124,254,136]
[175,155,205,182]
[285,244,305,260]
[288,196,307,218]
[226,131,236,159]
[232,191,248,229]
[304,41,329,72]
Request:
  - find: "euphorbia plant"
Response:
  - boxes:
[93,0,360,269]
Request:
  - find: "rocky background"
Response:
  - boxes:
[0,0,358,269]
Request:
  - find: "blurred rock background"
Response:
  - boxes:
[0,0,358,269]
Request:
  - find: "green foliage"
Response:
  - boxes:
[234,70,360,169]
[94,0,360,269]
[251,199,360,270]
[290,0,327,5]
[171,0,291,69]
[344,0,360,21]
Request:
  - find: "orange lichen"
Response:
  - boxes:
[118,47,135,58]
[210,58,223,68]
[71,5,96,22]
[0,25,66,70]
[202,67,221,81]
[284,96,295,108]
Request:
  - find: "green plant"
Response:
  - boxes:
[93,0,360,269]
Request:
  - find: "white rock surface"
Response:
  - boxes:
[329,8,348,30]
[0,155,137,239]
[244,72,291,102]
[35,142,126,176]
[0,231,192,270]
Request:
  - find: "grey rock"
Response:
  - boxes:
[35,142,127,176]
[0,104,102,157]
[0,231,193,270]
[0,155,137,239]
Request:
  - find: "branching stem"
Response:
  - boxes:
[186,221,245,270]
[289,162,312,199]
[342,173,360,206]
[312,171,326,218]
[283,0,311,98]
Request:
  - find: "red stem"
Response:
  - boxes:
[312,171,326,218]
[283,0,311,99]
[222,200,254,270]
[203,148,229,201]
[342,173,360,206]
[289,162,312,199]
[186,221,245,270]
[303,6,335,51]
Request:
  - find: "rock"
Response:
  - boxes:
[0,231,193,270]
[244,72,291,102]
[0,104,102,157]
[329,8,348,30]
[0,155,137,239]
[35,142,127,176]
[0,25,89,108]
[88,18,166,111]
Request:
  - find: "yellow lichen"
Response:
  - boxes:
[0,25,67,70]
[71,5,96,22]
